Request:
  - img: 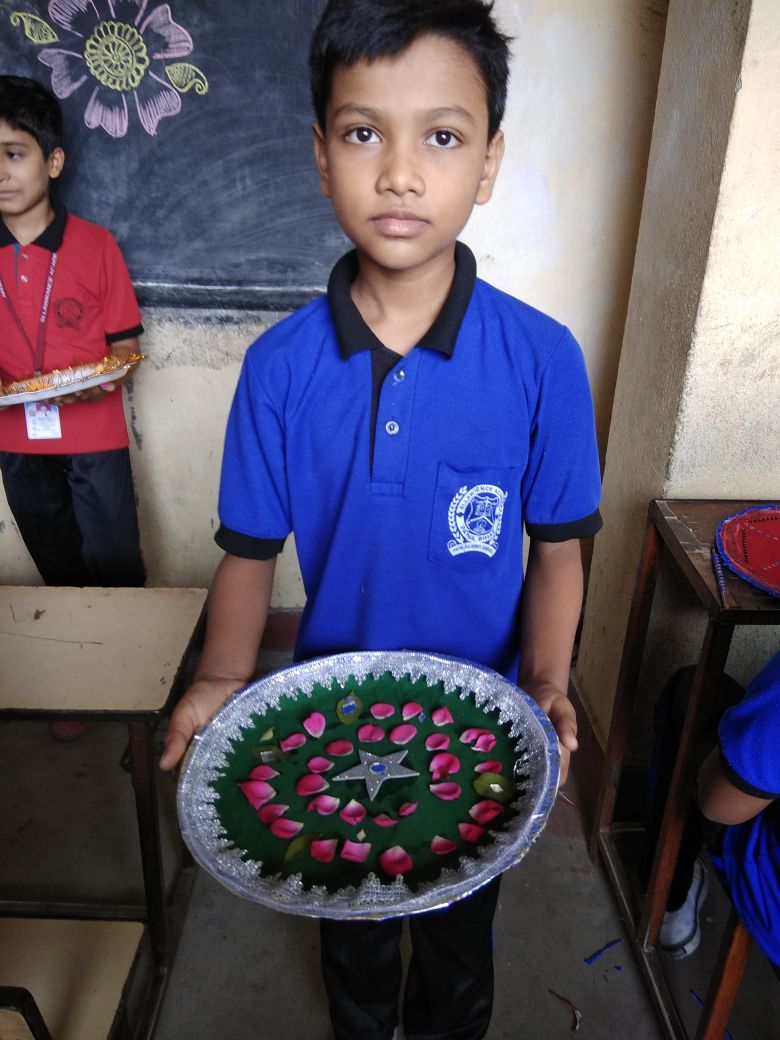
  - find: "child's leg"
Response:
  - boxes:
[403,877,501,1040]
[320,915,403,1040]
[0,451,88,585]
[66,449,145,587]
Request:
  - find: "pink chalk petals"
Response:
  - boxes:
[238,779,275,809]
[431,835,458,855]
[474,760,503,774]
[270,818,303,839]
[425,733,450,751]
[370,702,395,719]
[398,802,417,817]
[258,803,288,824]
[311,838,338,863]
[458,822,485,844]
[358,724,385,743]
[247,764,279,780]
[341,840,371,863]
[429,782,462,801]
[460,727,497,752]
[389,724,416,745]
[307,756,334,774]
[430,752,461,780]
[325,739,353,756]
[469,800,504,825]
[280,732,307,752]
[431,706,454,726]
[339,799,367,826]
[379,845,413,877]
[296,773,329,797]
[371,814,398,828]
[402,701,423,720]
[307,794,341,816]
[303,712,326,738]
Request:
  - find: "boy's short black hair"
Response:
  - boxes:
[0,75,63,157]
[309,0,511,140]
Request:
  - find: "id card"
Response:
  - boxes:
[25,401,62,440]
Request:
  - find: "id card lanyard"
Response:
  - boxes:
[0,251,59,384]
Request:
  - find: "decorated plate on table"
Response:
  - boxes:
[0,354,145,408]
[716,504,780,597]
[177,651,559,920]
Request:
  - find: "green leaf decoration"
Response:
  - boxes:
[336,692,363,726]
[164,62,209,95]
[283,833,314,864]
[10,12,59,44]
[258,727,275,743]
[473,772,515,803]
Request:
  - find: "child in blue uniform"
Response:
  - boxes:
[162,2,602,1037]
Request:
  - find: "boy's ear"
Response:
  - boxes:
[48,147,65,181]
[475,131,504,206]
[312,123,331,199]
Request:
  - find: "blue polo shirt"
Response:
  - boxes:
[710,650,780,965]
[217,244,602,679]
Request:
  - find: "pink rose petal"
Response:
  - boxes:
[296,773,329,796]
[474,760,503,773]
[389,724,416,745]
[474,733,497,753]
[398,802,417,816]
[378,845,413,877]
[432,707,454,726]
[431,835,457,855]
[311,838,338,863]
[371,814,398,827]
[370,702,395,719]
[458,822,485,843]
[280,732,307,752]
[358,724,384,743]
[248,764,279,780]
[402,701,423,720]
[238,779,275,809]
[339,799,367,825]
[307,756,334,773]
[430,752,461,780]
[303,712,326,738]
[470,800,504,825]
[258,803,288,824]
[425,733,450,751]
[325,739,354,756]
[460,726,490,745]
[429,782,462,801]
[307,794,341,815]
[270,818,304,839]
[341,840,371,863]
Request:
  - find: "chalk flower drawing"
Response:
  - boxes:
[10,1,208,137]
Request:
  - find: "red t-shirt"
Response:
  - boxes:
[0,206,143,454]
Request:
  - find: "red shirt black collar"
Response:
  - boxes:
[0,200,67,251]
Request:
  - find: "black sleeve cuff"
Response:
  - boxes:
[526,508,603,542]
[106,324,144,343]
[720,746,780,800]
[214,524,285,559]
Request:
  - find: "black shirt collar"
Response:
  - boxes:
[327,241,477,360]
[0,199,67,251]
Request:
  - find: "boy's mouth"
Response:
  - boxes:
[371,210,428,237]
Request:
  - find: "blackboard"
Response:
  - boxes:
[1,0,348,309]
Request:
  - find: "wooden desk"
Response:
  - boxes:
[590,500,780,1040]
[0,586,207,1040]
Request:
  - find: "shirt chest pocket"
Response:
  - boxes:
[427,462,520,569]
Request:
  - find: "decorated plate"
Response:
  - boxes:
[177,651,559,919]
[716,504,780,597]
[0,354,144,408]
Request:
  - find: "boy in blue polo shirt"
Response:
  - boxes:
[162,2,602,1036]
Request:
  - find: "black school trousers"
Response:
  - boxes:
[0,448,145,587]
[320,876,501,1040]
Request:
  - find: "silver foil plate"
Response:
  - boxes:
[177,651,559,920]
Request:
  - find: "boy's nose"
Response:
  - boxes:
[376,144,424,197]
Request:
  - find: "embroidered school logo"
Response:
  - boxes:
[447,484,507,558]
[55,298,84,330]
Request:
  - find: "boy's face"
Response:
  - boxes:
[313,33,504,280]
[0,121,63,225]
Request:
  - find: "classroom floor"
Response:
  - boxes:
[2,709,778,1039]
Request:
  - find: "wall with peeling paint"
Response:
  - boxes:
[1,1,667,612]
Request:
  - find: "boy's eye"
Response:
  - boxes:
[426,130,459,148]
[345,126,379,144]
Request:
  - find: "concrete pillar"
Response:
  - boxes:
[576,0,780,745]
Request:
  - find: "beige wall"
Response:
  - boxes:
[1,2,667,610]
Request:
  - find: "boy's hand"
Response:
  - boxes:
[160,676,245,772]
[522,680,578,786]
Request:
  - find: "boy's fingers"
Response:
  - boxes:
[160,717,194,771]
